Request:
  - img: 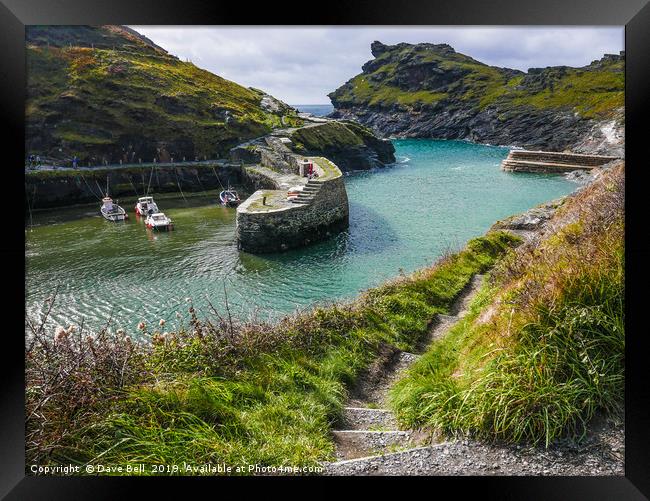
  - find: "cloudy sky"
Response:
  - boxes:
[130,26,624,104]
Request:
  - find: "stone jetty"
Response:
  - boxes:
[501,149,619,173]
[236,157,349,253]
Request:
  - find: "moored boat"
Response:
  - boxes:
[100,197,127,222]
[145,212,173,231]
[135,196,159,216]
[220,189,241,207]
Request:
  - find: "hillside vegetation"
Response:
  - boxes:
[26,26,303,165]
[331,41,624,119]
[390,163,625,446]
[26,232,517,471]
[329,41,625,154]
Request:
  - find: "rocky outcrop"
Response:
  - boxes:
[329,42,624,155]
[230,121,396,173]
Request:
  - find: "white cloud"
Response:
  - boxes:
[130,26,624,104]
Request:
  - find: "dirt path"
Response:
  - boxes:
[323,188,625,476]
[323,271,625,476]
[327,274,485,463]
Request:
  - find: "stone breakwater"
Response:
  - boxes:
[236,158,349,253]
[501,150,619,174]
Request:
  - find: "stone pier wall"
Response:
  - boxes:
[501,150,619,173]
[236,160,349,253]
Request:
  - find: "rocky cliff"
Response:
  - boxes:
[230,121,396,173]
[329,41,624,156]
[26,26,303,166]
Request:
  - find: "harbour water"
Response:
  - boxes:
[25,139,576,335]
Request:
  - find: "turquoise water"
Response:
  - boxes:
[25,139,576,334]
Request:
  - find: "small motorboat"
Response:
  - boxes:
[100,197,127,222]
[145,212,173,231]
[220,189,241,207]
[135,196,159,216]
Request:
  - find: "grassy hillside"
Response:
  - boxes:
[26,26,303,165]
[330,41,624,120]
[390,163,624,446]
[26,232,517,470]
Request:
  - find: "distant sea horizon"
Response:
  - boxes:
[292,104,334,117]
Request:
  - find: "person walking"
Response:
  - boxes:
[72,155,78,168]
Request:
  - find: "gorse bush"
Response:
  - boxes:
[390,163,625,446]
[26,231,518,471]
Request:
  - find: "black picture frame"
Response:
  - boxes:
[2,0,649,498]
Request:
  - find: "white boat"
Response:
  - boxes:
[135,196,159,216]
[219,189,241,207]
[145,212,173,231]
[100,197,127,222]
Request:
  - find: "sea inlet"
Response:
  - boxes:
[25,139,576,335]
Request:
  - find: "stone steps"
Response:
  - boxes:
[332,430,427,461]
[326,274,489,467]
[323,443,450,475]
[338,407,398,431]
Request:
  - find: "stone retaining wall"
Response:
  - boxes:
[25,164,242,209]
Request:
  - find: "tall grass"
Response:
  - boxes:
[26,231,518,472]
[390,163,625,446]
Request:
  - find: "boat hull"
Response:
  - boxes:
[101,209,127,222]
[220,191,241,207]
[146,222,173,231]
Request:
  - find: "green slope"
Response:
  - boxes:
[330,41,624,120]
[26,26,303,164]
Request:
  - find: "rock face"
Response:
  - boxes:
[329,42,624,155]
[290,121,396,171]
[26,26,303,166]
[230,121,396,173]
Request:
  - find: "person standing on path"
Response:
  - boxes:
[72,156,78,168]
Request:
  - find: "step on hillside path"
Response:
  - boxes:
[325,274,485,466]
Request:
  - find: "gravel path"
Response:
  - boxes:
[324,414,624,476]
